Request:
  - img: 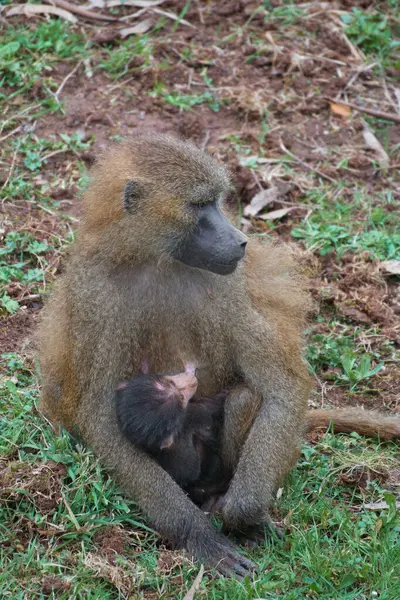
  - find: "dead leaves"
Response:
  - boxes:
[329,101,352,119]
[259,206,295,220]
[363,126,390,170]
[381,260,400,276]
[84,553,142,597]
[120,19,153,36]
[4,0,170,39]
[6,4,78,24]
[244,186,286,217]
[243,183,299,223]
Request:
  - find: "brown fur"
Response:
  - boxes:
[37,133,397,574]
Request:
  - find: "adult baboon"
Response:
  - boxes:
[38,133,399,576]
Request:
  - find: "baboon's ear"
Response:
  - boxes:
[123,180,144,213]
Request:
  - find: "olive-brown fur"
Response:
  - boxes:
[38,133,399,574]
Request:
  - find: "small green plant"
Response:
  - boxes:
[341,9,398,57]
[264,1,305,25]
[150,85,222,112]
[0,292,19,315]
[99,36,153,78]
[307,321,395,390]
[0,20,87,91]
[340,352,384,390]
[0,231,53,314]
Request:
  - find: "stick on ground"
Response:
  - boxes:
[183,565,205,600]
[325,97,400,125]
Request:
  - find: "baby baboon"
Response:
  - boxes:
[38,133,399,576]
[115,367,226,491]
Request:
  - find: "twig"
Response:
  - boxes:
[20,294,42,305]
[329,15,364,62]
[200,130,210,152]
[342,63,377,94]
[0,103,41,134]
[105,76,136,95]
[183,565,205,600]
[250,168,263,191]
[0,125,21,143]
[1,142,20,191]
[279,141,337,184]
[194,0,205,25]
[119,8,147,21]
[44,0,122,21]
[42,148,70,162]
[382,79,400,115]
[325,97,400,125]
[151,7,195,28]
[55,61,82,102]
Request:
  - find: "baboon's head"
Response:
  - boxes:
[84,133,248,274]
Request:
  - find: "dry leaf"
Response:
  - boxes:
[244,187,281,217]
[364,500,400,511]
[6,4,77,23]
[330,102,352,118]
[120,18,153,36]
[91,28,120,43]
[381,260,400,275]
[394,88,400,113]
[85,0,105,7]
[258,207,294,220]
[363,127,389,169]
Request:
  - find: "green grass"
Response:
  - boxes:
[341,8,399,64]
[292,188,400,260]
[307,320,398,391]
[99,35,154,79]
[0,131,89,315]
[1,363,399,599]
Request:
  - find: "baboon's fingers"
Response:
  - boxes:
[216,551,257,579]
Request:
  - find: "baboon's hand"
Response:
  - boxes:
[223,518,284,547]
[186,528,256,578]
[221,493,283,543]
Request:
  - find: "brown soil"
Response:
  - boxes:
[0,460,66,514]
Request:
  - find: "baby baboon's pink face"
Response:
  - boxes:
[160,372,198,408]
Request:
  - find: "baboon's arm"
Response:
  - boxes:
[73,318,254,576]
[79,399,255,576]
[307,408,400,440]
[221,315,310,530]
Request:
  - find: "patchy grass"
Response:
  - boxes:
[292,188,400,260]
[1,365,399,599]
[1,0,399,598]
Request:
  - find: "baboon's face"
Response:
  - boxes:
[122,134,247,274]
[174,200,248,275]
